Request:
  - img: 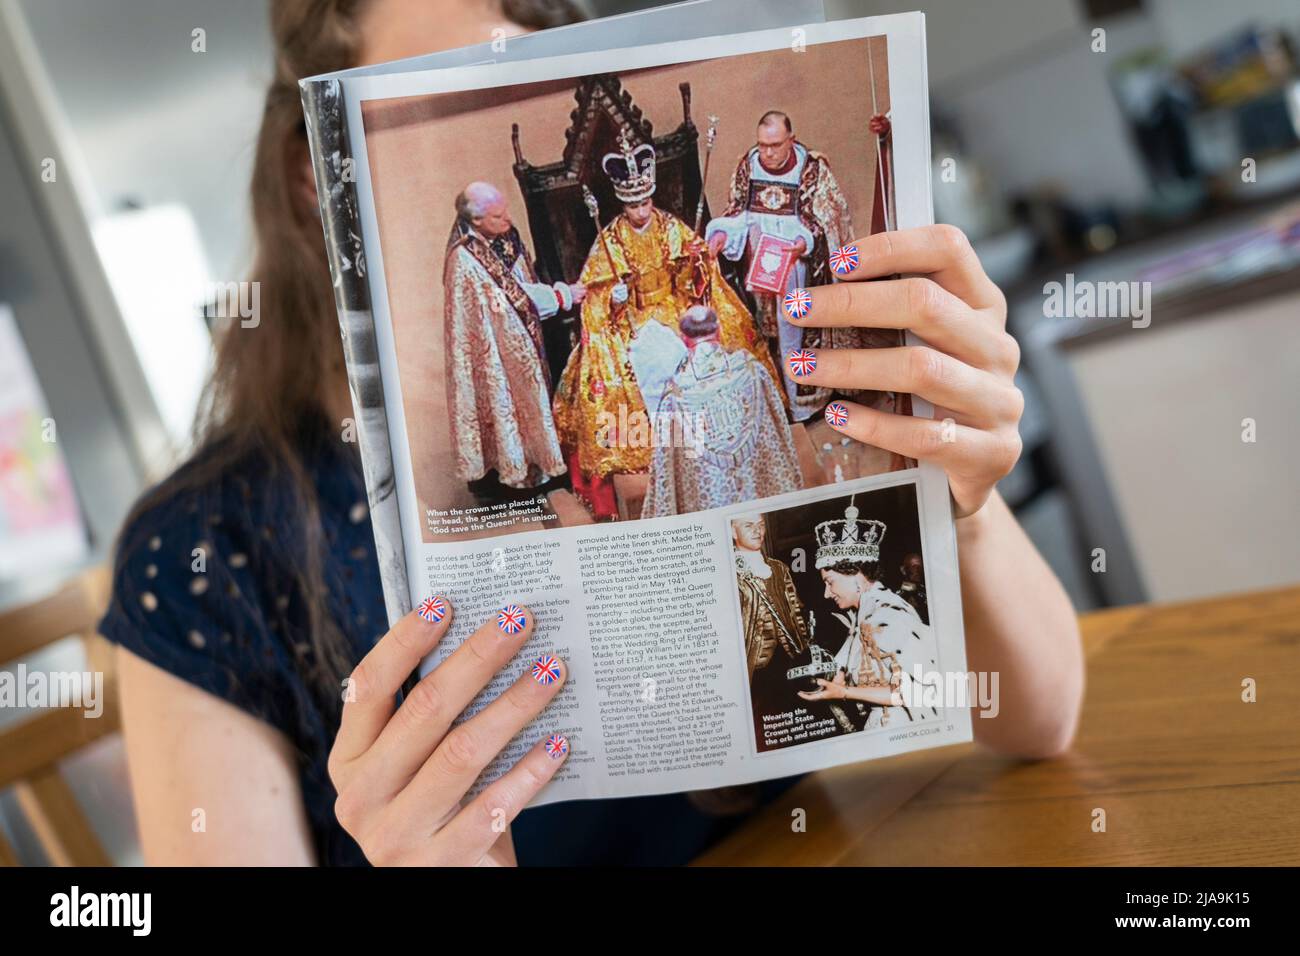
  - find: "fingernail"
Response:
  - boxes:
[545,733,569,758]
[783,287,812,319]
[531,653,562,685]
[497,604,528,635]
[788,349,817,377]
[417,595,448,623]
[830,243,859,275]
[825,401,849,428]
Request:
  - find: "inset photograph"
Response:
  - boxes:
[729,483,938,754]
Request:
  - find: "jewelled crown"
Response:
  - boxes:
[814,498,886,569]
[601,130,657,203]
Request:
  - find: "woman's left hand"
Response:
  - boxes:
[783,224,1023,518]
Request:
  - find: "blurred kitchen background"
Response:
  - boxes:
[0,0,1297,864]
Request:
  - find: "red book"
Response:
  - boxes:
[744,233,799,294]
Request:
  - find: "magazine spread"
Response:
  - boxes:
[302,6,971,808]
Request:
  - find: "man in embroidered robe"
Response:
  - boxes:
[443,182,585,490]
[706,111,897,421]
[553,133,783,518]
[642,307,799,518]
[731,514,848,751]
[732,514,809,737]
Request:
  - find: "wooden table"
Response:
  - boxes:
[693,585,1300,866]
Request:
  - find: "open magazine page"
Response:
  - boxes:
[301,0,829,625]
[314,12,970,807]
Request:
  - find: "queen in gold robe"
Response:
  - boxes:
[553,135,784,518]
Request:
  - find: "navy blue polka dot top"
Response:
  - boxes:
[100,424,798,865]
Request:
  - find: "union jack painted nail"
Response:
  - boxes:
[825,401,850,428]
[784,287,813,319]
[788,349,817,377]
[498,604,527,635]
[545,733,569,758]
[417,595,447,623]
[830,244,860,275]
[532,654,562,685]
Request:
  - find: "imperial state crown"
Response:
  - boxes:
[814,497,886,569]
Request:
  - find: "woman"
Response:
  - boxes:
[798,556,931,728]
[102,0,1083,866]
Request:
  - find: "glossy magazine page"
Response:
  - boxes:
[304,9,969,808]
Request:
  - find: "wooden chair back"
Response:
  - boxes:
[0,566,117,865]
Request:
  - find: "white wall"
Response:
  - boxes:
[1070,291,1300,601]
[16,0,272,281]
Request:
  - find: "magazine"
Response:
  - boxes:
[301,2,970,807]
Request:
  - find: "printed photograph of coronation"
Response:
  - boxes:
[361,34,914,542]
[730,484,938,754]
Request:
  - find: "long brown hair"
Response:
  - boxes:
[118,0,584,700]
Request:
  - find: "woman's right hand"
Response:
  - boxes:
[328,598,568,866]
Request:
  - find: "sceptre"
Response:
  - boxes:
[693,114,719,235]
[581,184,619,280]
[582,184,631,334]
[867,40,893,233]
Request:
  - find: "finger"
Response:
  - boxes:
[821,398,1018,474]
[426,734,570,865]
[782,277,1017,375]
[399,652,567,825]
[786,346,1021,427]
[360,603,538,796]
[822,225,1003,311]
[331,595,454,777]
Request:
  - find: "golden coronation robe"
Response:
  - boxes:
[553,207,784,517]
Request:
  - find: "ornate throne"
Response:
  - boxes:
[511,75,710,380]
